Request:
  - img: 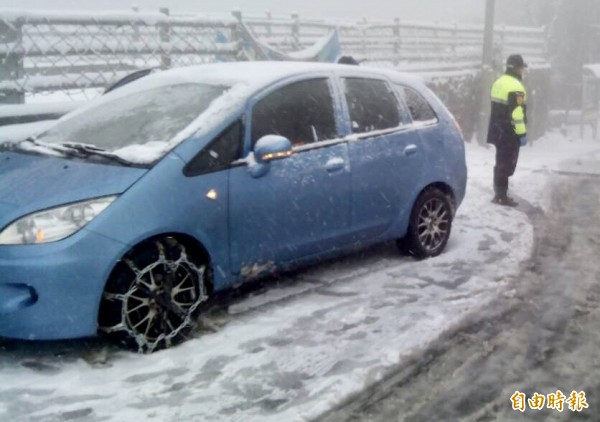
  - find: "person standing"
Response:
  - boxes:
[487,54,528,207]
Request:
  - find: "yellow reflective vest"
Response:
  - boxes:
[489,74,527,137]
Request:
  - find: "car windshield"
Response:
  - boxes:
[35,83,228,153]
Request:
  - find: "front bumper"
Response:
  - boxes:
[0,229,128,340]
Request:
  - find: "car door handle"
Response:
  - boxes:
[403,144,418,156]
[325,157,346,172]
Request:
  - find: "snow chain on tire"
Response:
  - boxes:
[99,240,208,353]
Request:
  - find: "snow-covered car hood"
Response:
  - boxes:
[0,151,146,227]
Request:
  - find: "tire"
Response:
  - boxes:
[399,188,454,259]
[98,237,210,353]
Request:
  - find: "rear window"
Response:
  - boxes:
[396,85,438,123]
[343,78,402,133]
[37,83,228,152]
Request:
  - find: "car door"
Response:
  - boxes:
[395,84,443,167]
[229,77,352,276]
[341,76,424,241]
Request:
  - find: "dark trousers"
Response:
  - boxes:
[493,139,520,197]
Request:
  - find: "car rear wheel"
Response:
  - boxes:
[399,188,454,259]
[98,237,209,353]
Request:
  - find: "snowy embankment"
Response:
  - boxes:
[0,128,599,421]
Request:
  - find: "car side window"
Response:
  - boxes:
[183,119,243,177]
[343,78,402,133]
[396,85,438,123]
[251,78,337,147]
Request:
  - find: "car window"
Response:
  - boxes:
[184,119,243,177]
[37,83,228,153]
[343,78,402,133]
[251,78,337,147]
[396,85,438,123]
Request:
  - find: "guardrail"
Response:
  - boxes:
[246,15,546,70]
[0,9,240,103]
[0,8,548,103]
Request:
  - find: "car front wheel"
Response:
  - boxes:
[399,188,454,259]
[98,237,209,353]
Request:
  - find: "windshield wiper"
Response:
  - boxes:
[14,137,69,155]
[8,138,141,167]
[59,142,138,167]
[12,137,98,159]
[0,140,17,151]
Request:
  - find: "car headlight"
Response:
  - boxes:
[0,196,118,245]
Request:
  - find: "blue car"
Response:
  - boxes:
[0,62,466,352]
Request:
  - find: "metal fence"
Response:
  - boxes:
[245,14,547,71]
[0,8,548,103]
[0,9,240,102]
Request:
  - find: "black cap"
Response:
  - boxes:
[506,54,528,69]
[337,55,359,65]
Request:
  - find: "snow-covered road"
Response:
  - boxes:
[342,153,600,422]
[1,128,599,421]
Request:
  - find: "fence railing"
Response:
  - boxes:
[0,9,240,102]
[246,16,547,70]
[0,8,548,103]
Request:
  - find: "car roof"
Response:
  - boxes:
[117,61,426,94]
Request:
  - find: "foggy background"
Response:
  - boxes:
[1,0,599,114]
[0,0,558,25]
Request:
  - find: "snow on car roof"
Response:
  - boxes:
[108,61,425,94]
[47,62,425,165]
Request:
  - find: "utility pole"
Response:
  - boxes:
[477,0,496,145]
[482,0,495,67]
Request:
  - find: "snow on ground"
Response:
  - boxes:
[1,127,600,421]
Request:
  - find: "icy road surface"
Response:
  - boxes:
[0,128,599,421]
[340,169,600,422]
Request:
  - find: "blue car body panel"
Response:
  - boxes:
[0,62,467,341]
[346,128,425,241]
[0,228,130,339]
[229,141,353,272]
[84,152,233,289]
[0,152,146,226]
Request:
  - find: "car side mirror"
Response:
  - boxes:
[254,135,293,164]
[249,135,293,178]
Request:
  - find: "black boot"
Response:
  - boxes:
[491,195,518,207]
